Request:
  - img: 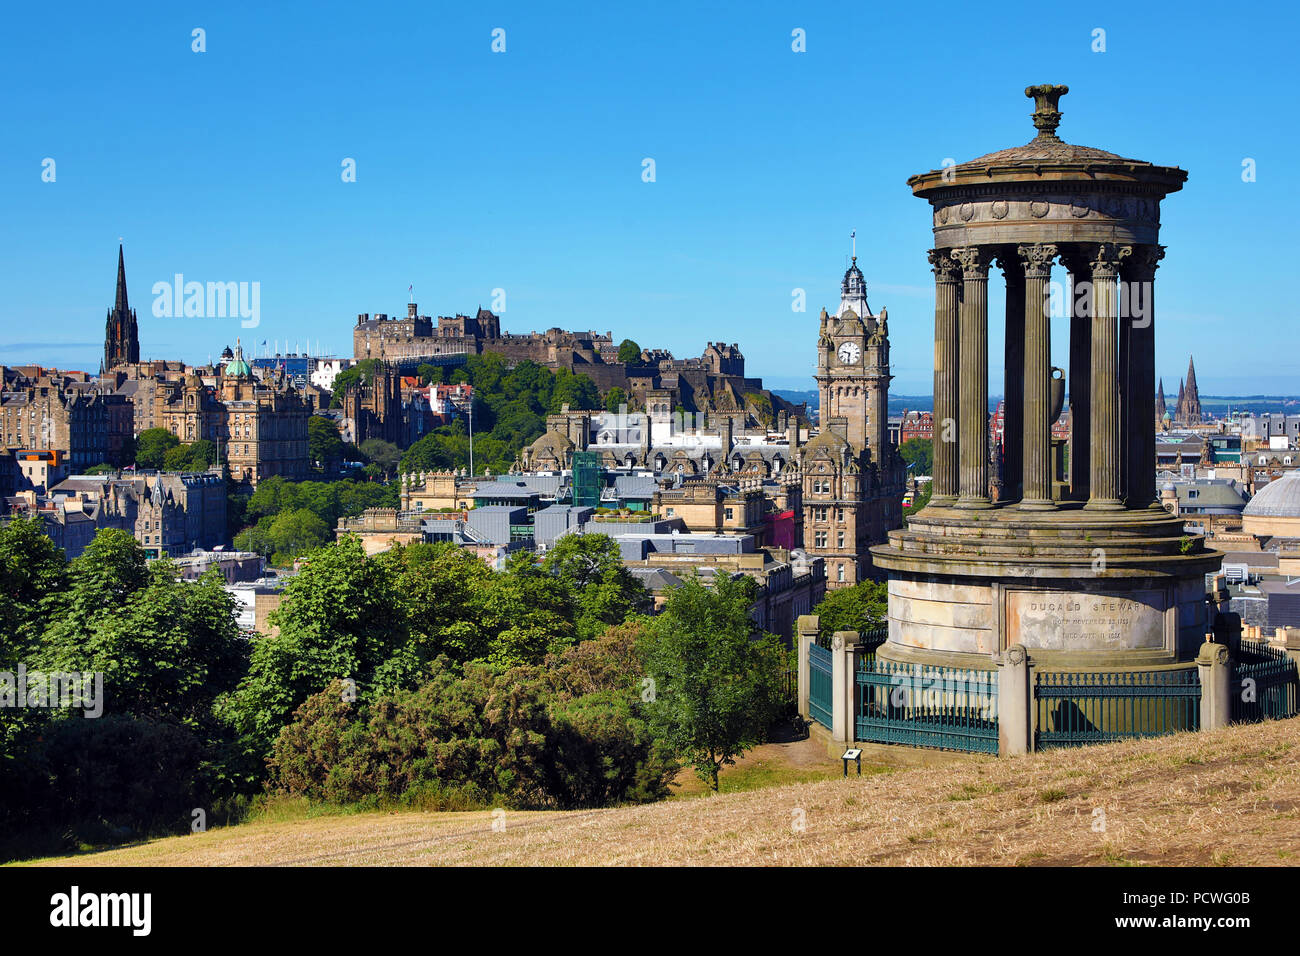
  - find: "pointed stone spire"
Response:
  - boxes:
[114,244,129,314]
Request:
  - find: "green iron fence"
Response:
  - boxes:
[808,640,832,729]
[1233,640,1299,723]
[1035,669,1200,749]
[855,659,999,754]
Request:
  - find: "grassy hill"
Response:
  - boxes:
[18,719,1299,867]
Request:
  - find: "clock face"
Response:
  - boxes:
[837,342,861,365]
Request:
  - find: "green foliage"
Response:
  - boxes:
[617,339,642,364]
[329,359,382,408]
[640,574,785,791]
[308,416,345,468]
[399,353,599,475]
[604,386,628,412]
[163,438,216,472]
[268,627,673,810]
[135,427,180,470]
[549,368,600,414]
[358,438,400,476]
[812,579,888,642]
[0,515,68,665]
[416,363,444,385]
[83,462,116,475]
[907,481,933,515]
[899,437,934,477]
[238,475,397,533]
[542,533,648,643]
[235,508,331,565]
[0,527,248,858]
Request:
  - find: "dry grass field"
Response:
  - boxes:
[20,719,1300,867]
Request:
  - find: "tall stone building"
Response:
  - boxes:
[104,245,140,371]
[216,343,310,484]
[0,367,112,470]
[803,253,905,588]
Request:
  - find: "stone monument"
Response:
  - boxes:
[870,85,1221,679]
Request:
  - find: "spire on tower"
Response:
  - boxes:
[114,243,129,315]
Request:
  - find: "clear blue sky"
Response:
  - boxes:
[1,1,1293,395]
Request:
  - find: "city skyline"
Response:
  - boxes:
[2,2,1293,394]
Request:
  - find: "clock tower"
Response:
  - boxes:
[803,245,905,589]
[815,253,890,457]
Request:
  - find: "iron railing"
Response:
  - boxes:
[1035,669,1200,749]
[855,659,999,754]
[1233,640,1299,722]
[808,641,833,729]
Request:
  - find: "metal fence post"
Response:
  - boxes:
[831,630,859,746]
[1197,639,1231,732]
[796,614,818,721]
[997,643,1031,756]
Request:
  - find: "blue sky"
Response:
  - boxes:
[1,1,1293,395]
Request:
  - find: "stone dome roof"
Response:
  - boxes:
[1243,472,1300,518]
[957,138,1138,170]
[528,429,574,454]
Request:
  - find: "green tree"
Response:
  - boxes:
[358,438,401,476]
[542,533,647,642]
[84,462,116,475]
[135,428,180,470]
[549,369,600,414]
[309,416,345,470]
[0,515,68,665]
[219,534,413,768]
[899,436,933,477]
[329,359,382,408]
[163,439,216,472]
[617,339,642,364]
[641,574,785,791]
[604,386,628,412]
[416,363,444,385]
[812,580,888,642]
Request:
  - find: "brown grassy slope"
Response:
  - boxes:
[23,719,1300,867]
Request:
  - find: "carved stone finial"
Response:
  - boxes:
[1025,84,1069,142]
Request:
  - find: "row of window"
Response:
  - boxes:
[812,531,847,549]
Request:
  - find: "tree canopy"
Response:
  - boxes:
[617,339,642,363]
[640,573,784,791]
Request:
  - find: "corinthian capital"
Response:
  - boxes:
[1123,244,1166,280]
[1016,243,1059,278]
[1088,242,1133,278]
[949,245,993,278]
[928,248,962,282]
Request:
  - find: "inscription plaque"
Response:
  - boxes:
[1006,589,1166,651]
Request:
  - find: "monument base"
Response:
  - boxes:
[870,502,1222,670]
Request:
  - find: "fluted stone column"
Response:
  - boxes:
[998,251,1026,503]
[1063,250,1091,502]
[1124,245,1164,509]
[952,246,993,509]
[929,250,961,505]
[1085,243,1131,511]
[1019,243,1057,509]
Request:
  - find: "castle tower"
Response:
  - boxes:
[104,244,140,370]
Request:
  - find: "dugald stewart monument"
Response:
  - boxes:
[871,86,1221,688]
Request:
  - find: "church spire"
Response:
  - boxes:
[115,243,129,315]
[105,243,140,370]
